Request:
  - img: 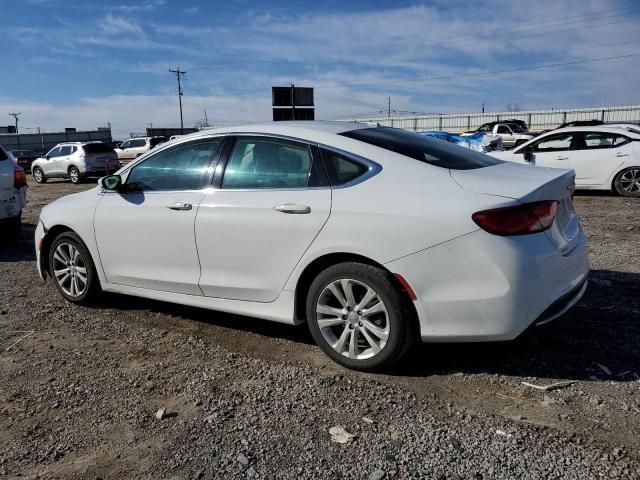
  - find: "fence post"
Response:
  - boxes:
[467,116,470,130]
[413,118,418,132]
[601,109,605,121]
[438,115,443,131]
[528,113,532,128]
[562,111,567,124]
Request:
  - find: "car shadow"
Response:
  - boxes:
[89,269,639,382]
[0,223,37,262]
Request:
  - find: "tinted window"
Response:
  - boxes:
[583,132,615,148]
[130,139,146,148]
[321,149,369,186]
[340,127,503,170]
[120,141,130,149]
[59,146,73,156]
[0,147,6,161]
[614,135,630,146]
[222,137,313,189]
[496,125,511,134]
[126,139,221,191]
[83,143,114,154]
[150,138,165,148]
[533,134,573,152]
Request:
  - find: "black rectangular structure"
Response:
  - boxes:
[272,108,315,121]
[272,86,315,121]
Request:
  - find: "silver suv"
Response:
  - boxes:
[31,142,121,184]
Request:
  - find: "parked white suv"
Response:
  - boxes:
[0,144,27,239]
[31,142,120,184]
[114,137,165,163]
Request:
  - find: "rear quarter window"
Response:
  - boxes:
[340,127,503,170]
[83,143,114,154]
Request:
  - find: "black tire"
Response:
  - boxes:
[48,232,101,304]
[68,166,81,184]
[32,167,47,183]
[305,262,416,371]
[1,214,21,243]
[613,167,640,197]
[514,139,527,148]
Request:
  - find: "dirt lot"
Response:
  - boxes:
[1,178,639,479]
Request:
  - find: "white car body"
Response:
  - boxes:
[114,137,164,163]
[35,122,588,351]
[31,142,120,182]
[0,145,26,223]
[489,126,640,193]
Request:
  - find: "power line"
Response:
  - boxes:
[169,67,187,133]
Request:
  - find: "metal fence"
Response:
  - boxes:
[339,105,640,132]
[0,130,113,155]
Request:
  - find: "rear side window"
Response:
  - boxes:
[83,143,114,154]
[583,132,615,148]
[60,146,73,156]
[150,138,165,148]
[222,137,314,189]
[340,127,503,170]
[321,149,369,186]
[0,147,7,161]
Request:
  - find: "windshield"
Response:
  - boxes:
[340,127,503,170]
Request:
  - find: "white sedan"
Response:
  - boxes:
[35,122,589,371]
[489,126,640,197]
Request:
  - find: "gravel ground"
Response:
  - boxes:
[0,179,639,479]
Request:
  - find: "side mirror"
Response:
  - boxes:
[100,175,122,191]
[523,147,533,163]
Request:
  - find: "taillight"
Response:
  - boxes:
[472,200,558,236]
[14,165,27,188]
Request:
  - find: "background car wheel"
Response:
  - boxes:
[32,167,46,183]
[1,214,21,243]
[306,262,416,371]
[613,167,640,197]
[48,232,101,304]
[68,167,81,184]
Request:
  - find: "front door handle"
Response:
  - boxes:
[615,152,629,157]
[166,202,192,211]
[556,156,570,160]
[274,204,311,214]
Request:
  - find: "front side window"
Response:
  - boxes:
[496,125,511,134]
[120,141,130,149]
[533,134,574,152]
[130,139,146,148]
[582,132,615,149]
[126,139,221,191]
[340,127,503,170]
[222,137,313,189]
[47,147,61,158]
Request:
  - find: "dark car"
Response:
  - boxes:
[10,149,38,173]
[468,119,529,134]
[555,119,604,129]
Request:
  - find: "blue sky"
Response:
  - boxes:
[1,0,639,137]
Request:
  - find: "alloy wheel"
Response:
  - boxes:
[52,242,88,298]
[620,168,640,193]
[69,168,79,183]
[315,279,389,360]
[33,169,43,182]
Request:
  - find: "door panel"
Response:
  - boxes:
[94,191,206,294]
[93,138,223,294]
[196,189,330,301]
[531,133,574,169]
[571,133,630,186]
[196,136,331,302]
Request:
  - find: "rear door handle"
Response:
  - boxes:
[556,156,570,160]
[615,152,629,157]
[274,204,311,214]
[165,202,192,211]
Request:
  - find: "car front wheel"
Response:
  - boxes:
[48,232,101,304]
[614,167,640,197]
[306,262,416,371]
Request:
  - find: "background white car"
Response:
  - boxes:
[114,137,165,163]
[489,126,640,197]
[35,122,588,371]
[31,142,120,184]
[0,144,27,239]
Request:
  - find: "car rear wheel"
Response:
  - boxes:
[68,166,81,184]
[306,262,416,371]
[32,167,46,183]
[614,167,640,197]
[48,232,101,304]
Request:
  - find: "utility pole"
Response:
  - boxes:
[9,112,21,133]
[169,67,186,133]
[482,103,485,113]
[203,109,209,127]
[290,83,295,120]
[388,97,391,118]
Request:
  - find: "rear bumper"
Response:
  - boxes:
[0,187,26,220]
[385,227,589,342]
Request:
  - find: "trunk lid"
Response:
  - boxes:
[451,162,581,254]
